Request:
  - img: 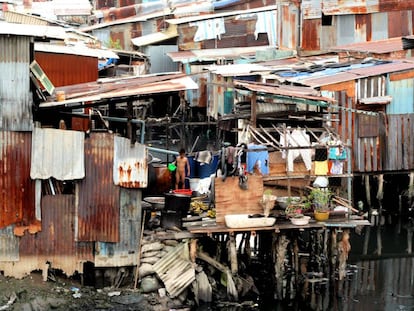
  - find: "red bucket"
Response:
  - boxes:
[172,189,193,196]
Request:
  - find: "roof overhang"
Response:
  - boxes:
[38,74,198,109]
[131,25,178,47]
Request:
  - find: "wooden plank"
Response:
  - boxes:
[214,176,264,224]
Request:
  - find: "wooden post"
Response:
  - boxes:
[376,174,384,255]
[229,232,238,275]
[251,92,257,128]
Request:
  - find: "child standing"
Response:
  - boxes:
[175,148,190,189]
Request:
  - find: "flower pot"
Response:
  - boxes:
[314,210,329,221]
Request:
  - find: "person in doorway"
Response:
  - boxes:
[175,148,190,189]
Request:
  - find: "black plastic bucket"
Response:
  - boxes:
[162,193,191,228]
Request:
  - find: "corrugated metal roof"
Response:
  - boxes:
[3,10,50,25]
[206,63,271,77]
[166,5,278,25]
[0,21,68,39]
[234,80,335,103]
[322,0,380,15]
[30,128,85,181]
[167,46,272,63]
[153,241,195,298]
[113,136,148,188]
[35,42,119,59]
[284,61,414,87]
[331,37,403,54]
[131,25,178,47]
[39,73,198,109]
[78,132,120,243]
[0,131,35,228]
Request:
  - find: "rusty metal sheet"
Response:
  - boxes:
[94,188,142,267]
[39,74,198,109]
[301,19,321,51]
[332,37,403,54]
[113,136,148,188]
[295,61,414,88]
[302,0,322,19]
[167,46,272,63]
[0,131,35,228]
[18,195,94,276]
[322,0,379,15]
[35,52,98,87]
[78,132,120,242]
[234,80,335,103]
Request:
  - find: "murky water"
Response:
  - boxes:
[199,214,414,311]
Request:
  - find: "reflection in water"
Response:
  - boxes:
[198,216,414,311]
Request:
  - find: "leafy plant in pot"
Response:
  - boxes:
[308,187,332,221]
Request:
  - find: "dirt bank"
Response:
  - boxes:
[0,272,158,311]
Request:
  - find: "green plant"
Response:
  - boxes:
[308,187,332,212]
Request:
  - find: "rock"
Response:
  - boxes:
[140,276,161,293]
[139,263,155,277]
[141,250,161,258]
[140,256,160,265]
[111,292,144,305]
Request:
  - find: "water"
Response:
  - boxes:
[199,214,414,311]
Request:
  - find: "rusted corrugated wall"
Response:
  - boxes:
[95,188,142,267]
[0,35,33,131]
[178,16,269,50]
[78,132,120,242]
[35,52,98,87]
[0,131,35,228]
[17,195,94,277]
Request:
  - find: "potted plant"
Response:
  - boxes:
[285,197,311,217]
[308,187,332,221]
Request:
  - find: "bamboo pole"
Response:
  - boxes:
[133,210,146,289]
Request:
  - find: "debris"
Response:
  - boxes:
[0,292,17,310]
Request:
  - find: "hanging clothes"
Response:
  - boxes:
[286,128,312,172]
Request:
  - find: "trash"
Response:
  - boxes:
[72,293,82,299]
[107,291,121,297]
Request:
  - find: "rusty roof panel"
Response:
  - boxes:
[0,131,35,228]
[322,0,380,15]
[167,46,272,63]
[39,73,198,108]
[18,195,94,276]
[292,61,414,87]
[78,132,120,243]
[388,11,410,38]
[113,136,148,188]
[332,37,403,54]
